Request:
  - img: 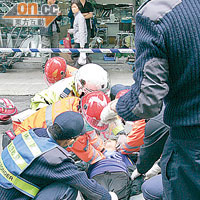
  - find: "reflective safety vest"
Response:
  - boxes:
[15,96,80,135]
[30,76,78,111]
[0,129,58,198]
[119,119,146,154]
[14,96,105,164]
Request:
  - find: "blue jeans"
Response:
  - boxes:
[141,175,163,200]
[161,133,200,200]
[33,182,78,200]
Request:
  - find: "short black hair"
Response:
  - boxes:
[48,123,65,140]
[71,0,82,10]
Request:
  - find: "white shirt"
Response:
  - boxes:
[73,11,87,48]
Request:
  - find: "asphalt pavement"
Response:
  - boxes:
[0,57,134,95]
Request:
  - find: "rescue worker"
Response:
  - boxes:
[44,56,78,86]
[30,63,109,110]
[0,111,118,200]
[13,92,110,164]
[10,56,78,125]
[109,87,169,177]
[109,88,145,154]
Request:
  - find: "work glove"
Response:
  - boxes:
[144,162,161,180]
[68,29,74,34]
[131,168,142,180]
[110,118,125,136]
[109,191,118,200]
[100,100,118,124]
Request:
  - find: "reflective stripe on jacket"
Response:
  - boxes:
[0,129,58,198]
[67,130,105,164]
[120,119,146,154]
[15,97,105,164]
[15,96,80,135]
[30,76,77,111]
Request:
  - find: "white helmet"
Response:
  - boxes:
[75,63,110,96]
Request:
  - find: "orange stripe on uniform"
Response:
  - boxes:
[86,130,105,152]
[67,134,105,164]
[120,119,146,154]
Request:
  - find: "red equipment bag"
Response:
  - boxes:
[0,98,18,124]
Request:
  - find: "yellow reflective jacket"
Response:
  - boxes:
[30,76,78,111]
[15,96,80,135]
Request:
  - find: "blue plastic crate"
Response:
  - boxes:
[121,19,132,23]
[104,55,116,61]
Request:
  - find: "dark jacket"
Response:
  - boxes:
[40,15,62,36]
[116,0,200,138]
[136,109,169,174]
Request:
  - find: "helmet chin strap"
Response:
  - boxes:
[79,92,85,98]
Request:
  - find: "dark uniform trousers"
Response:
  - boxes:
[161,130,200,200]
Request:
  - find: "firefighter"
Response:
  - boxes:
[44,56,78,86]
[11,63,110,127]
[31,63,109,110]
[0,111,118,200]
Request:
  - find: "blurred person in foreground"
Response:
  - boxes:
[100,1,200,199]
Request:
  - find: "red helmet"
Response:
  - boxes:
[0,98,18,124]
[44,57,67,85]
[81,91,111,131]
[116,89,129,99]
